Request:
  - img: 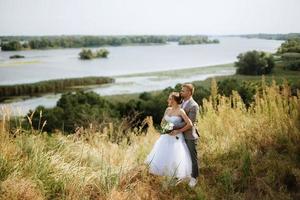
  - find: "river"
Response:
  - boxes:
[0,37,283,116]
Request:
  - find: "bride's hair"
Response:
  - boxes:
[170,92,183,104]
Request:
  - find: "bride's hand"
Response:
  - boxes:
[169,130,179,136]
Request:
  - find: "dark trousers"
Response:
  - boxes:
[185,139,199,178]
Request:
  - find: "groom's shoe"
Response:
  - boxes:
[188,177,197,188]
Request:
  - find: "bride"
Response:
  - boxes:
[145,92,193,179]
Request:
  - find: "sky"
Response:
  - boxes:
[0,0,299,36]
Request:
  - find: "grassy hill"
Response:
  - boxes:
[0,80,299,200]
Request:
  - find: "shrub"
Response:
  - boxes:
[79,49,94,60]
[277,38,300,54]
[79,48,109,60]
[9,54,25,59]
[26,91,118,133]
[218,79,257,106]
[235,51,275,75]
[284,60,300,71]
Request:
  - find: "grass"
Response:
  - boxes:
[0,79,299,199]
[114,63,235,78]
[0,76,114,102]
[0,60,41,67]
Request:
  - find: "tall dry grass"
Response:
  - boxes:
[0,78,299,200]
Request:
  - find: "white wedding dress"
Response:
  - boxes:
[145,115,192,179]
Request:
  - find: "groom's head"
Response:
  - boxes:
[180,83,194,100]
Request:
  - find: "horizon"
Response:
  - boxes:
[1,0,300,36]
[1,32,299,37]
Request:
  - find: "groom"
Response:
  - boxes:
[171,83,200,187]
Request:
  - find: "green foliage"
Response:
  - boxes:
[277,40,300,71]
[218,79,257,106]
[139,92,152,101]
[22,78,267,133]
[277,38,300,54]
[116,89,171,126]
[0,155,13,181]
[24,83,211,133]
[0,35,221,50]
[1,35,168,50]
[9,54,25,59]
[241,33,300,40]
[79,48,109,60]
[235,50,275,75]
[217,169,234,194]
[241,151,252,180]
[22,42,29,49]
[280,52,300,71]
[178,36,219,45]
[281,52,300,60]
[78,49,93,59]
[15,135,67,199]
[284,60,300,71]
[27,91,119,133]
[116,85,210,127]
[95,48,109,58]
[1,41,22,51]
[0,76,113,101]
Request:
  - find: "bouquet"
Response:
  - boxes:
[161,121,179,139]
[161,121,174,134]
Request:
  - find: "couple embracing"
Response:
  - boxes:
[145,83,200,188]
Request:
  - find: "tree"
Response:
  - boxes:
[27,91,118,133]
[79,48,109,60]
[79,49,93,60]
[1,41,22,51]
[95,49,109,58]
[277,38,300,54]
[235,51,275,75]
[217,79,257,107]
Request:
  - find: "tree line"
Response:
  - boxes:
[0,35,168,51]
[178,36,219,45]
[0,35,220,51]
[239,33,300,40]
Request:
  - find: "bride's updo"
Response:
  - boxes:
[170,92,183,104]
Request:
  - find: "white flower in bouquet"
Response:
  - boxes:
[161,121,179,139]
[161,121,174,134]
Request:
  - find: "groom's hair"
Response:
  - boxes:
[182,83,195,95]
[170,92,183,104]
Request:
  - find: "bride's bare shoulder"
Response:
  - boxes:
[179,108,187,114]
[165,107,172,111]
[164,107,172,114]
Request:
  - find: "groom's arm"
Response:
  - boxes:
[188,105,199,125]
[176,105,199,133]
